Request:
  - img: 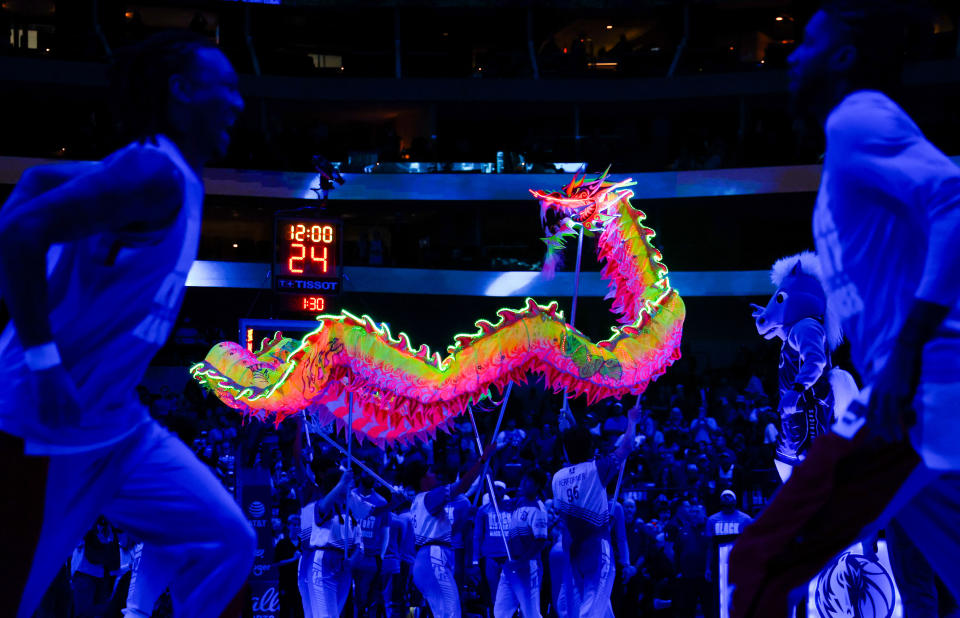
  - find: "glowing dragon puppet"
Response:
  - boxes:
[191,169,685,447]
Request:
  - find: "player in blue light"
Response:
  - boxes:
[0,31,249,618]
[729,2,960,616]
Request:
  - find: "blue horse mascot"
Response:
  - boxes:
[751,251,858,482]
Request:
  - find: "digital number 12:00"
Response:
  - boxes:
[289,224,334,243]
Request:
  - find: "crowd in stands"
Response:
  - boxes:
[35,348,783,617]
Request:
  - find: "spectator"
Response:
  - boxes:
[705,490,752,618]
[690,407,720,445]
[71,517,121,618]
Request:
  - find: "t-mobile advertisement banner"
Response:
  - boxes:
[239,466,280,618]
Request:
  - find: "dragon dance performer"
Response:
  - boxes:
[475,479,511,606]
[351,474,391,617]
[383,510,416,618]
[730,3,960,616]
[551,405,642,618]
[304,456,361,618]
[0,32,252,618]
[494,467,549,618]
[407,443,496,618]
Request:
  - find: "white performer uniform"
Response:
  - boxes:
[297,501,317,618]
[0,135,255,618]
[551,456,622,618]
[307,492,360,618]
[814,90,960,605]
[494,497,548,618]
[351,488,389,612]
[383,512,415,618]
[410,484,461,618]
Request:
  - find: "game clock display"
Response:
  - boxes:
[279,295,328,313]
[273,217,342,295]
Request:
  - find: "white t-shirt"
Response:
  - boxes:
[410,485,453,547]
[813,90,960,384]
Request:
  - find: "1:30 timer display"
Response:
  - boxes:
[273,217,342,295]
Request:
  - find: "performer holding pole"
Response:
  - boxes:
[551,404,642,618]
[468,405,514,606]
[494,467,549,618]
[305,453,357,617]
[406,443,497,618]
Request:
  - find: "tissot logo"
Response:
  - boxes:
[278,278,340,292]
[248,501,266,518]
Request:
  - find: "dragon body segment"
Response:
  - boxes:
[192,171,685,447]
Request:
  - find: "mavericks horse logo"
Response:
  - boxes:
[815,550,894,618]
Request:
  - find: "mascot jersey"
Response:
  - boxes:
[776,318,835,466]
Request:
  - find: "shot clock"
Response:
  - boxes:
[273,216,343,295]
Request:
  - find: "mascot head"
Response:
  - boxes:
[751,251,842,349]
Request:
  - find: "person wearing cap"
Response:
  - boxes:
[706,491,751,618]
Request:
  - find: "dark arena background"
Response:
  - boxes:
[1,1,959,617]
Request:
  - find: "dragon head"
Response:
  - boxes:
[530,167,636,276]
[529,166,634,235]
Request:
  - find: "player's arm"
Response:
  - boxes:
[597,403,642,484]
[612,502,630,568]
[316,469,354,520]
[2,162,101,212]
[0,149,183,348]
[453,442,496,497]
[613,403,642,462]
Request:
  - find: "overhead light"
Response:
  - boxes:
[125,11,134,19]
[775,16,784,21]
[232,243,239,248]
[606,25,613,30]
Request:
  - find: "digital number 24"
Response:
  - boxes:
[289,244,328,274]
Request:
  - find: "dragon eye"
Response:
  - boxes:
[776,293,786,304]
